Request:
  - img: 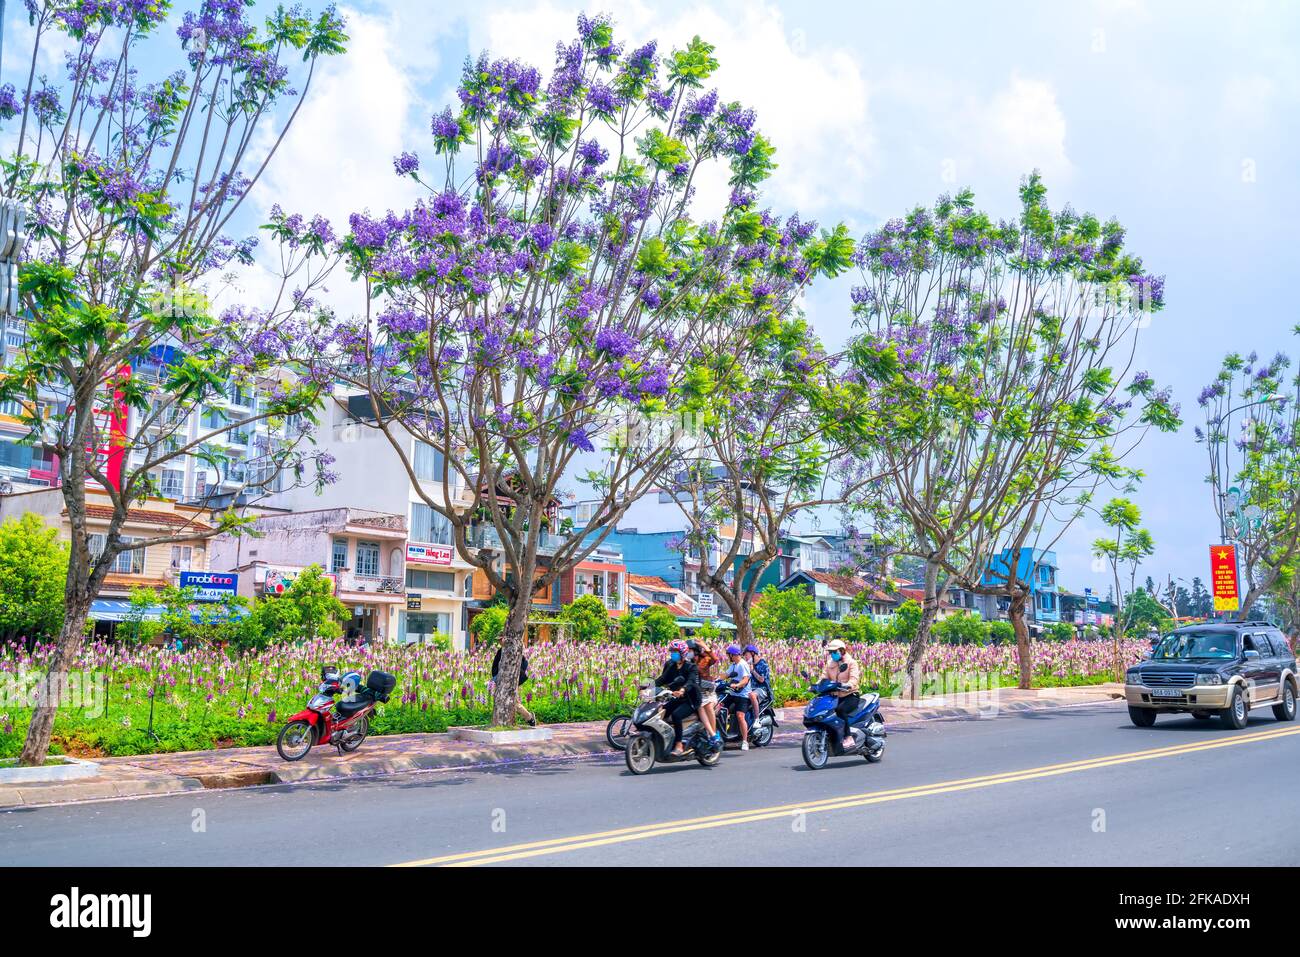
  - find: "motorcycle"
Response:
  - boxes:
[606,685,656,751]
[800,677,886,770]
[625,685,721,774]
[276,665,397,761]
[714,679,778,748]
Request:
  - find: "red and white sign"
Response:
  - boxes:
[1210,545,1240,612]
[407,542,453,566]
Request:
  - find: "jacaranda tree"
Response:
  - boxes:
[1196,335,1300,619]
[846,175,1178,696]
[321,15,853,725]
[0,0,347,765]
[659,314,906,645]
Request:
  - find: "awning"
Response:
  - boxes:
[88,599,248,624]
[677,618,737,630]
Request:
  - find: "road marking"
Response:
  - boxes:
[392,724,1300,867]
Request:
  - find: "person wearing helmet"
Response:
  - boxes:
[724,643,753,750]
[655,639,700,755]
[821,639,862,747]
[687,639,721,742]
[743,643,770,729]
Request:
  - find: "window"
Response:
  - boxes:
[414,441,445,482]
[406,569,455,591]
[89,535,144,574]
[0,398,24,417]
[402,611,451,645]
[170,545,192,570]
[200,406,226,429]
[410,502,452,545]
[161,469,185,498]
[331,539,348,572]
[355,541,380,577]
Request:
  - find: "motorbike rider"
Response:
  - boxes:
[688,638,721,742]
[744,643,770,726]
[724,643,752,750]
[655,639,700,756]
[821,639,862,747]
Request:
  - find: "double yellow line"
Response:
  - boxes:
[392,724,1300,867]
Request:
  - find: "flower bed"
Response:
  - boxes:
[0,637,1145,758]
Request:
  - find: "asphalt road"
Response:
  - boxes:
[4,702,1299,866]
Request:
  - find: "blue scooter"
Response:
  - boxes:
[801,677,886,769]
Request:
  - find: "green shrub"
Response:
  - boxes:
[988,621,1015,644]
[469,606,508,645]
[637,606,680,644]
[561,594,610,642]
[888,599,923,642]
[934,611,988,645]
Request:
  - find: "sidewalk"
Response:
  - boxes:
[0,683,1124,809]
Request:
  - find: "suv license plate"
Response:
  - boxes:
[1152,688,1184,698]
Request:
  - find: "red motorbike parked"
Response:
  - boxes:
[276,666,397,761]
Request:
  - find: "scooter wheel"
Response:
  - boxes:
[863,742,884,763]
[696,741,721,767]
[801,730,829,770]
[750,721,774,748]
[276,719,315,761]
[625,732,657,775]
[338,716,369,753]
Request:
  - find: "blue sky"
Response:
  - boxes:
[6,0,1297,595]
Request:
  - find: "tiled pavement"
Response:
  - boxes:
[0,684,1124,809]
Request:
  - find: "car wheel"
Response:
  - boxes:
[1220,685,1249,730]
[1272,680,1297,722]
[1128,706,1157,728]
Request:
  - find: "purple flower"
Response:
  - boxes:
[566,428,595,453]
[393,151,420,176]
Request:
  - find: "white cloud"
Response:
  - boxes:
[460,0,875,217]
[980,73,1073,184]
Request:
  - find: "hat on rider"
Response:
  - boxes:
[744,643,759,655]
[725,644,742,656]
[825,638,847,652]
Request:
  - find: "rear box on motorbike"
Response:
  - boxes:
[366,670,397,702]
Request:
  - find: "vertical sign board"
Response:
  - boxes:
[1209,545,1240,612]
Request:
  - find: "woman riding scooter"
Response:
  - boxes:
[655,639,700,756]
[821,639,862,748]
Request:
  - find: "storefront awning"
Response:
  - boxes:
[88,599,248,624]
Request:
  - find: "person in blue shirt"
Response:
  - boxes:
[724,644,752,750]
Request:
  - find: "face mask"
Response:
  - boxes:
[830,652,842,662]
[670,652,681,663]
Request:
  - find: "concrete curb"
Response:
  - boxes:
[0,756,100,784]
[1,688,1125,808]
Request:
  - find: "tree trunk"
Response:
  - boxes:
[1112,619,1124,683]
[19,595,92,766]
[1009,591,1032,690]
[490,594,530,727]
[901,561,942,700]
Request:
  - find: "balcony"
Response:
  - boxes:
[337,571,405,600]
[468,525,559,555]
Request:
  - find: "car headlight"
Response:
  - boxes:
[1126,671,1144,686]
[1196,674,1224,685]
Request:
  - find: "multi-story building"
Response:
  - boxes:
[0,486,216,635]
[255,392,479,649]
[982,548,1062,631]
[208,506,418,644]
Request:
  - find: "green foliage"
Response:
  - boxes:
[751,585,821,643]
[837,614,885,644]
[1046,621,1077,642]
[888,599,924,642]
[561,594,611,642]
[616,612,644,644]
[236,566,347,649]
[933,611,989,645]
[0,514,68,643]
[987,621,1016,644]
[1123,588,1173,637]
[636,605,681,644]
[470,606,509,645]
